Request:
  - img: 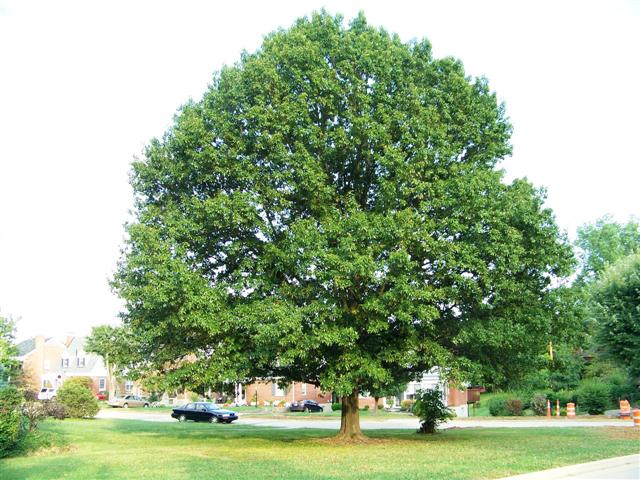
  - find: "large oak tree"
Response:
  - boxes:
[114,12,573,439]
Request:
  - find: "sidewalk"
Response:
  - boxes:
[500,454,639,479]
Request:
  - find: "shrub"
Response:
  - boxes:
[377,403,383,410]
[44,401,68,420]
[504,397,524,416]
[188,392,200,402]
[0,386,24,457]
[363,405,370,411]
[400,399,415,412]
[603,370,636,402]
[487,394,509,416]
[64,376,94,390]
[547,390,577,406]
[56,382,99,418]
[531,394,548,416]
[22,401,47,431]
[331,402,342,411]
[577,381,610,415]
[486,393,525,416]
[413,388,454,434]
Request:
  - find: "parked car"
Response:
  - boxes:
[108,395,149,408]
[171,402,238,423]
[289,400,324,412]
[37,388,57,400]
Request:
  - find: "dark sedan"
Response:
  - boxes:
[289,400,324,412]
[171,402,238,423]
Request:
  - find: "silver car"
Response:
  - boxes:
[108,395,149,408]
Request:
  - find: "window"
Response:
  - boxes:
[77,357,86,367]
[99,378,106,391]
[125,381,134,394]
[61,358,69,368]
[301,383,307,396]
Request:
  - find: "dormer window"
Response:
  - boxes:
[77,357,86,367]
[61,358,69,368]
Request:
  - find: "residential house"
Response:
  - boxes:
[383,368,469,417]
[15,334,142,397]
[239,380,329,406]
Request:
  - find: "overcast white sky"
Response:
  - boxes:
[1,0,638,341]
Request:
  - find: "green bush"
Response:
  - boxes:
[603,370,636,402]
[504,397,524,416]
[331,402,342,411]
[577,381,609,415]
[487,394,509,416]
[0,386,24,457]
[530,394,548,416]
[413,388,454,434]
[44,401,68,420]
[64,376,94,390]
[56,382,99,418]
[400,399,415,412]
[487,394,525,416]
[547,390,576,406]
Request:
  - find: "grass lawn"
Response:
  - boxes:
[1,419,638,480]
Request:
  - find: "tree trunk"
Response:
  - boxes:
[372,396,379,416]
[106,357,116,402]
[336,389,365,441]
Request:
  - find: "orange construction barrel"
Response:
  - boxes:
[620,400,631,420]
[633,409,640,427]
[567,402,576,418]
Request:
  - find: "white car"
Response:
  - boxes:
[37,388,57,400]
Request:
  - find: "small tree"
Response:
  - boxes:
[413,387,454,434]
[85,325,139,401]
[56,382,99,418]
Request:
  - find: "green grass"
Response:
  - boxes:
[1,419,638,480]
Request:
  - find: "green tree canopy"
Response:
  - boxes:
[85,325,137,400]
[576,215,640,283]
[590,253,640,378]
[114,12,573,439]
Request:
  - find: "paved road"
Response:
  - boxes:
[96,409,635,430]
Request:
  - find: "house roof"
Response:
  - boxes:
[16,338,36,356]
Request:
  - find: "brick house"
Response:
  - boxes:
[239,380,330,406]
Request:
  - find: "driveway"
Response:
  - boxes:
[96,409,635,430]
